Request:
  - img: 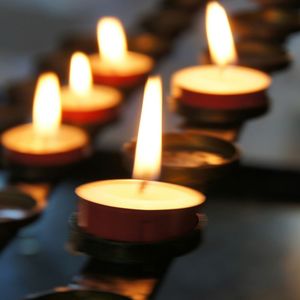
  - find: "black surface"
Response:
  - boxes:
[1,151,300,299]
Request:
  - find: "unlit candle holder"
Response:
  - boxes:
[123,132,240,189]
[68,214,203,300]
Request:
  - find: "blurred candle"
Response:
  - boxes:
[61,52,122,126]
[89,17,154,88]
[2,73,89,167]
[77,76,205,242]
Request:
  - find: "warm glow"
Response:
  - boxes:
[69,52,92,96]
[32,73,61,137]
[97,17,127,64]
[133,76,162,181]
[206,1,237,67]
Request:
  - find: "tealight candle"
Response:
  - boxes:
[77,77,205,242]
[61,52,122,126]
[170,1,272,126]
[89,17,154,89]
[2,73,89,168]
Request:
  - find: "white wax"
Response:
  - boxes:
[89,51,154,76]
[76,179,204,210]
[61,85,122,111]
[172,65,271,95]
[2,124,88,154]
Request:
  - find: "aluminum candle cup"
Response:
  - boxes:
[0,189,43,251]
[124,132,240,188]
[200,41,292,73]
[76,179,205,243]
[61,85,122,127]
[170,65,271,127]
[128,32,172,59]
[2,124,90,181]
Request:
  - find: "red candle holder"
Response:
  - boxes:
[2,124,90,182]
[76,179,204,243]
[123,132,240,189]
[128,32,172,59]
[61,86,123,137]
[170,65,271,128]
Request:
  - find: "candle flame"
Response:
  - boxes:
[97,17,127,64]
[133,76,162,181]
[206,1,237,67]
[69,52,92,96]
[32,73,61,137]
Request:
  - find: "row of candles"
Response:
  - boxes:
[1,1,273,241]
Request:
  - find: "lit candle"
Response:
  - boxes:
[61,52,122,126]
[76,76,205,242]
[2,73,89,167]
[170,1,272,125]
[89,17,154,88]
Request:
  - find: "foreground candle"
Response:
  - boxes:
[61,52,122,126]
[2,73,89,167]
[89,17,154,88]
[77,76,205,242]
[170,1,272,126]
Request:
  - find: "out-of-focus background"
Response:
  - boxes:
[1,0,300,170]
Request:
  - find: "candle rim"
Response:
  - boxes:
[76,179,205,211]
[172,65,272,95]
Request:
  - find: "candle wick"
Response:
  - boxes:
[139,180,147,194]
